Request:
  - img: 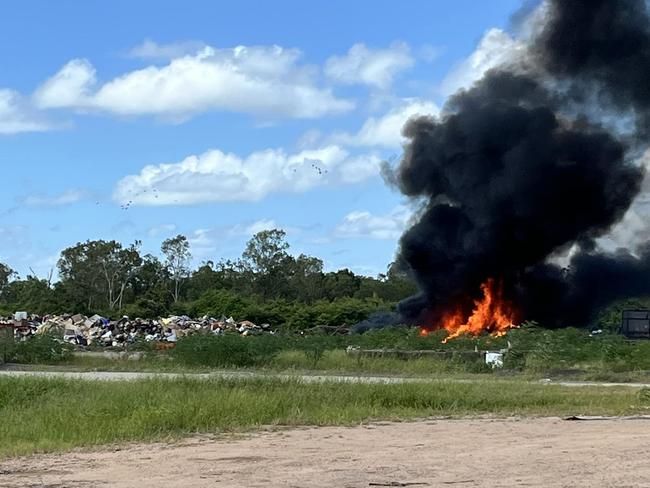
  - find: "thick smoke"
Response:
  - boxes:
[392,0,650,329]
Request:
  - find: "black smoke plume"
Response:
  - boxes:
[390,0,650,329]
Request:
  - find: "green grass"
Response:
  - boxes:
[271,349,493,375]
[53,349,491,375]
[13,347,650,384]
[1,376,649,459]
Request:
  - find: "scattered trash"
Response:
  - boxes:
[565,415,650,421]
[0,313,275,348]
[484,351,505,368]
[369,483,428,487]
[14,312,28,321]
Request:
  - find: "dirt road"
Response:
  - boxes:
[2,417,649,488]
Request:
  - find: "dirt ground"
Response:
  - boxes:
[2,417,650,488]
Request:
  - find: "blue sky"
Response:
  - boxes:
[0,0,524,278]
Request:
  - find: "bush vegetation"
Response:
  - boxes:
[0,333,72,364]
[43,324,650,379]
[167,325,650,375]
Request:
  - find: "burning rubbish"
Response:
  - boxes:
[435,279,518,343]
[373,0,650,339]
[2,312,273,348]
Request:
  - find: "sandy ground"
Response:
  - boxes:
[2,418,650,488]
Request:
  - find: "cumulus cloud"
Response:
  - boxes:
[335,205,413,240]
[228,219,279,237]
[325,42,414,89]
[114,145,382,206]
[187,228,220,257]
[127,39,207,60]
[23,189,87,207]
[332,99,439,148]
[0,89,54,134]
[33,59,97,110]
[439,28,525,96]
[34,45,354,120]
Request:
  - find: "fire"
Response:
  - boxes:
[422,278,518,342]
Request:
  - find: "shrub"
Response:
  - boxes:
[171,333,284,368]
[4,334,73,364]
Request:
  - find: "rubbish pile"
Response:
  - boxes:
[2,312,273,347]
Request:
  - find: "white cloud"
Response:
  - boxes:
[0,89,53,134]
[325,42,414,89]
[34,45,354,120]
[295,129,323,149]
[597,150,650,253]
[114,145,381,206]
[147,224,178,237]
[332,99,439,148]
[23,189,86,207]
[228,219,279,237]
[440,28,525,96]
[127,39,207,60]
[550,198,650,268]
[335,205,413,240]
[33,59,97,110]
[187,228,220,257]
[598,204,650,253]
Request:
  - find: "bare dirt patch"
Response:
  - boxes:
[2,417,649,487]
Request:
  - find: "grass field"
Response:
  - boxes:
[1,375,649,459]
[17,344,650,384]
[38,349,493,376]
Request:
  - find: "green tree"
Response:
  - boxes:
[186,261,229,300]
[0,262,16,295]
[58,240,142,311]
[1,277,59,314]
[242,229,293,298]
[161,235,192,303]
[322,269,362,300]
[289,254,324,302]
[129,254,170,310]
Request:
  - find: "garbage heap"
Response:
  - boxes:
[4,313,272,347]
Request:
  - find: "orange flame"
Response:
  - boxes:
[421,278,518,342]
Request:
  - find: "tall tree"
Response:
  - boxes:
[242,229,293,298]
[161,235,192,303]
[0,262,15,295]
[58,240,142,311]
[322,269,362,300]
[1,277,58,314]
[290,254,324,302]
[131,254,170,302]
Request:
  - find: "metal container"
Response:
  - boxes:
[621,310,650,339]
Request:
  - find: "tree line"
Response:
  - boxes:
[0,230,416,328]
